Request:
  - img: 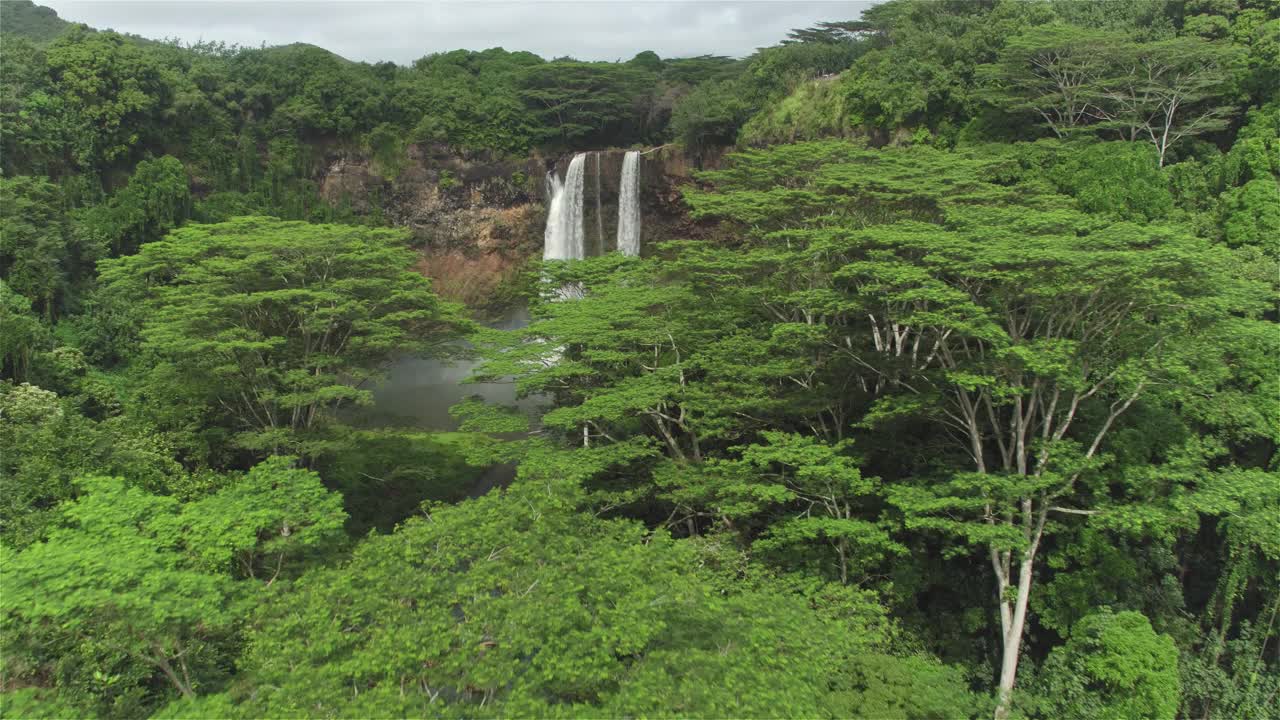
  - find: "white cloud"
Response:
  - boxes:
[40,0,876,64]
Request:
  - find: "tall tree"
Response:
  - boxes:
[96,217,473,456]
[851,214,1262,719]
[1101,37,1242,165]
[979,25,1125,137]
[518,62,651,147]
[784,20,875,45]
[686,142,1266,718]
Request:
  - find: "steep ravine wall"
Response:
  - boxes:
[313,142,722,310]
[543,146,728,257]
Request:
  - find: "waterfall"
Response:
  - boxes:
[543,153,587,261]
[616,150,641,256]
[594,152,604,254]
[542,171,566,259]
[564,153,585,259]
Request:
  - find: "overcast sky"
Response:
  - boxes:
[40,1,876,64]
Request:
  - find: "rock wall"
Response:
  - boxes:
[320,143,544,253]
[319,143,721,253]
[313,141,722,310]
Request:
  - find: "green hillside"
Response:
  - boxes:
[0,0,70,43]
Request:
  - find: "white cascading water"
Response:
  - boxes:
[542,171,565,258]
[594,151,604,252]
[543,153,587,261]
[616,150,641,256]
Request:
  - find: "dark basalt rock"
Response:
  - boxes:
[316,142,725,259]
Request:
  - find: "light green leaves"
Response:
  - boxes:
[96,217,473,457]
[1,458,345,710]
[175,456,347,579]
[1035,611,1181,720]
[231,481,896,718]
[1,478,236,700]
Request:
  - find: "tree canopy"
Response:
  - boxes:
[96,217,472,457]
[1,1,1276,718]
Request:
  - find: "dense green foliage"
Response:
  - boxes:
[94,217,472,457]
[468,133,1275,718]
[2,459,346,715]
[219,481,898,718]
[0,0,70,43]
[1,1,1276,718]
[1031,611,1181,719]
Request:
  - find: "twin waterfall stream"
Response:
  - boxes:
[616,151,642,256]
[368,151,643,467]
[544,150,642,261]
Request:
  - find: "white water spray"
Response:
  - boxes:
[543,153,587,261]
[616,150,641,256]
[542,172,565,258]
[594,151,604,253]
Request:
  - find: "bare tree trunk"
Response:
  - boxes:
[837,538,849,585]
[649,414,686,462]
[150,650,195,699]
[994,547,1036,720]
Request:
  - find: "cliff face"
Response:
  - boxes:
[320,144,544,253]
[313,142,721,309]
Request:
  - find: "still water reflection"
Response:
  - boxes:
[364,304,533,431]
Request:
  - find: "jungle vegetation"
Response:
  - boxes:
[1,0,1277,718]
